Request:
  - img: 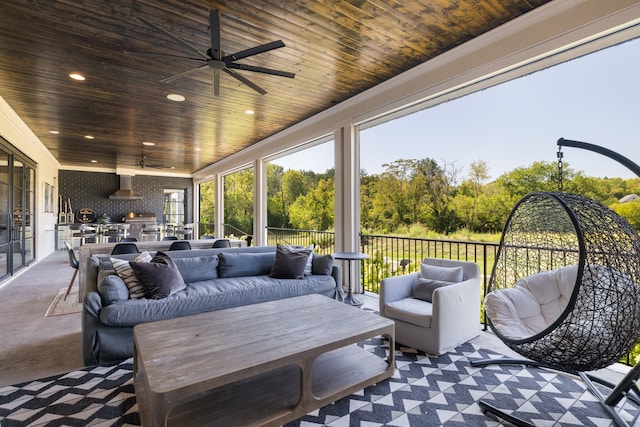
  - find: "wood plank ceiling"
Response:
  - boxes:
[0,0,551,174]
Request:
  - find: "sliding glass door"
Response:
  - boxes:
[0,139,36,280]
[12,160,35,272]
[0,148,9,279]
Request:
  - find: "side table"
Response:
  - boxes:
[333,252,369,307]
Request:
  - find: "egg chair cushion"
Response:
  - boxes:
[485,265,577,339]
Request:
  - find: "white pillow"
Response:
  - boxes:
[110,251,152,299]
[292,244,314,276]
[420,263,463,283]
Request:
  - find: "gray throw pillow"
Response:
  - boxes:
[97,274,129,306]
[129,251,186,299]
[217,252,276,278]
[269,244,313,279]
[311,254,334,276]
[420,263,463,282]
[413,278,454,303]
[111,251,153,299]
[173,255,219,282]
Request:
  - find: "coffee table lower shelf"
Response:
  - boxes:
[144,343,392,427]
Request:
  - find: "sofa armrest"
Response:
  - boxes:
[331,265,344,301]
[379,272,420,316]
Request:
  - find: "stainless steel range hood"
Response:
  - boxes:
[109,174,142,200]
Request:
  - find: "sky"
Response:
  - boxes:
[271,37,640,181]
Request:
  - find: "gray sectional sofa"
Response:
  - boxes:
[82,245,343,366]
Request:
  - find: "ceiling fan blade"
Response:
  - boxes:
[223,40,285,62]
[134,15,210,60]
[160,64,209,83]
[210,10,221,60]
[223,68,267,95]
[227,63,295,78]
[213,69,220,96]
[123,50,207,62]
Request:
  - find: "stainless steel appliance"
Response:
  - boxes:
[124,213,158,241]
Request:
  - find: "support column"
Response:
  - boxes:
[253,159,267,246]
[334,124,361,294]
[334,124,360,253]
[214,173,224,239]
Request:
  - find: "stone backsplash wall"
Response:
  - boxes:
[59,170,193,223]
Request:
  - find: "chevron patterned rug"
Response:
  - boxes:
[1,339,638,426]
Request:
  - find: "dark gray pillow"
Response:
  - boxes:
[97,274,129,306]
[312,254,334,276]
[129,251,186,299]
[217,252,276,278]
[269,244,313,279]
[413,278,454,303]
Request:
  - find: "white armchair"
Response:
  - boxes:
[379,258,481,355]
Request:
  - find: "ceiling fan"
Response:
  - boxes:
[134,10,295,95]
[139,155,164,169]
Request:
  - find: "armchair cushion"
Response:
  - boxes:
[385,298,433,328]
[420,263,463,282]
[413,278,454,303]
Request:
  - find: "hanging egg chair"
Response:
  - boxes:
[485,191,640,373]
[476,191,640,426]
[473,139,640,426]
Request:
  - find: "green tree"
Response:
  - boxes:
[223,169,254,234]
[610,199,640,230]
[199,180,215,225]
[496,161,573,202]
[288,178,335,230]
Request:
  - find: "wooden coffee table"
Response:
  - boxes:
[133,294,395,427]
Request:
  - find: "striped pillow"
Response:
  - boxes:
[111,251,152,299]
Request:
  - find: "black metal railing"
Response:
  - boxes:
[198,223,252,240]
[200,225,639,365]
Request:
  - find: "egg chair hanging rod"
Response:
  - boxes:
[557,138,640,178]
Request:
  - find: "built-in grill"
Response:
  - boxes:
[124,213,158,241]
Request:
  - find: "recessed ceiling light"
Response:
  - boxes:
[69,73,86,81]
[170,166,176,169]
[90,160,97,163]
[49,130,59,135]
[194,148,202,151]
[245,109,255,115]
[142,142,155,146]
[84,135,94,140]
[167,93,185,102]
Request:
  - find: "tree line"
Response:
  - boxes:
[200,159,640,235]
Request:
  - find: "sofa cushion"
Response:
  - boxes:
[217,252,275,278]
[421,263,463,282]
[312,254,334,276]
[97,275,129,306]
[173,255,219,283]
[129,251,186,299]
[98,274,337,327]
[413,278,454,303]
[385,298,433,328]
[111,251,153,298]
[270,244,313,279]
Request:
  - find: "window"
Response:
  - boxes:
[163,189,185,224]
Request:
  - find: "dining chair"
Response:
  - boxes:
[168,240,191,251]
[63,242,79,301]
[212,239,231,248]
[111,242,140,255]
